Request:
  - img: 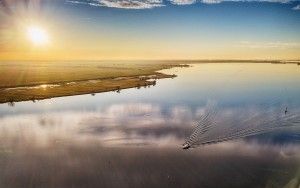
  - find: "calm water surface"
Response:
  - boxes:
[0,63,299,188]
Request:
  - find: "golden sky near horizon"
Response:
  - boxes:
[0,0,300,61]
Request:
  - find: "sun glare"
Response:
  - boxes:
[27,26,49,46]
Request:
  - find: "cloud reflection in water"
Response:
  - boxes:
[0,103,300,187]
[0,102,299,148]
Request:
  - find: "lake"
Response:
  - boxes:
[0,63,299,188]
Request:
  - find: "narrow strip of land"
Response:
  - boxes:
[0,61,188,104]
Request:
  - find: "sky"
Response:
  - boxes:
[0,0,300,60]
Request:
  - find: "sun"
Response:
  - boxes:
[27,26,49,46]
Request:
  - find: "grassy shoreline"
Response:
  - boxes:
[0,63,186,104]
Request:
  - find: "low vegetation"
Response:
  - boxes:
[0,61,186,103]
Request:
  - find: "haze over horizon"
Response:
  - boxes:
[1,0,300,61]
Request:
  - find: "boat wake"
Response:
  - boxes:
[183,104,300,149]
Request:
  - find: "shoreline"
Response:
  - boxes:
[0,66,182,104]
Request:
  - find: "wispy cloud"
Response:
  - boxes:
[236,41,300,49]
[169,0,197,5]
[66,0,199,9]
[66,0,300,9]
[200,0,294,4]
[66,0,165,9]
[293,4,300,9]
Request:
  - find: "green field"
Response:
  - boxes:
[0,61,185,103]
[0,61,182,88]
